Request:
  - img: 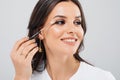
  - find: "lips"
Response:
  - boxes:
[61,37,77,46]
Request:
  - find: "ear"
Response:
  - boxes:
[38,30,44,40]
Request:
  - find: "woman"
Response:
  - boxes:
[10,0,116,80]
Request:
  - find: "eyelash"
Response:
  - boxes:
[54,20,65,25]
[54,20,81,26]
[74,20,82,25]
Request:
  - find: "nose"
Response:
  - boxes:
[67,23,76,35]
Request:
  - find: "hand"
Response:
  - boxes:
[10,37,38,80]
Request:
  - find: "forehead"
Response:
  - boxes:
[48,1,81,18]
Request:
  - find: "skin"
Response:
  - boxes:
[10,1,84,80]
[39,1,84,80]
[10,38,38,80]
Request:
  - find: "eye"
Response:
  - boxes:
[74,20,81,26]
[54,20,65,25]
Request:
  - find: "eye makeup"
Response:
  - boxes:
[54,20,65,25]
[73,19,82,25]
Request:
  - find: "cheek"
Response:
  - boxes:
[45,26,63,40]
[52,27,62,35]
[43,27,64,50]
[77,28,84,41]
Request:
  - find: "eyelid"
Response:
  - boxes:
[55,18,65,21]
[74,19,82,25]
[75,19,81,21]
[54,19,65,25]
[52,19,81,26]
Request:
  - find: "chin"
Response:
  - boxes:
[62,48,77,55]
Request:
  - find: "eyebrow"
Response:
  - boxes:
[53,15,67,19]
[53,15,81,19]
[75,16,81,18]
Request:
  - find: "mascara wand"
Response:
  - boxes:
[29,30,41,40]
[29,21,54,40]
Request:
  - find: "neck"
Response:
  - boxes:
[46,53,80,80]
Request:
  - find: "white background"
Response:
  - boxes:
[0,0,120,80]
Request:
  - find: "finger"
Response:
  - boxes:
[15,37,29,50]
[10,37,29,59]
[16,39,36,56]
[21,43,37,58]
[25,47,38,64]
[11,37,29,55]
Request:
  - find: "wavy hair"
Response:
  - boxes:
[27,0,87,72]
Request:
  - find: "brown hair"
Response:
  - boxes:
[27,0,87,72]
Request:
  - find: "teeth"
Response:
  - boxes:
[62,39,76,42]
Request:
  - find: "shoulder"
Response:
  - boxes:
[71,62,116,80]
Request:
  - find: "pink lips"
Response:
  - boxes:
[61,37,78,46]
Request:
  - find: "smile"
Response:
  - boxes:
[61,37,78,46]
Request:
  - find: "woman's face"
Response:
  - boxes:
[39,1,84,56]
